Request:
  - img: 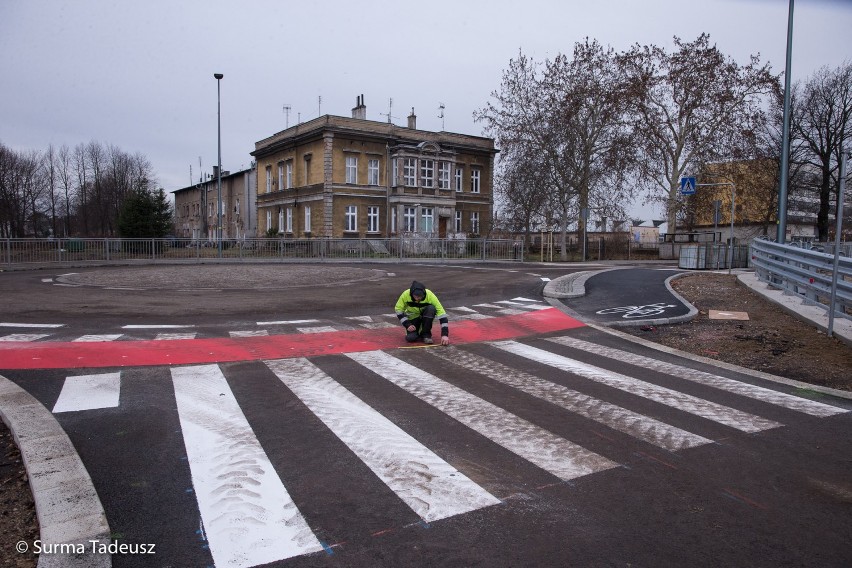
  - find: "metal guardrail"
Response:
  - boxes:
[750,238,852,321]
[1,237,525,267]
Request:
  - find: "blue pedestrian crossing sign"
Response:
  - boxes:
[680,177,696,195]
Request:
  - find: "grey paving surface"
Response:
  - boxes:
[4,262,851,567]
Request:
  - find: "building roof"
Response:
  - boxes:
[171,167,253,195]
[252,114,496,158]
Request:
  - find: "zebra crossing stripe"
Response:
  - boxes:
[52,372,121,412]
[154,333,197,341]
[490,341,782,433]
[427,347,712,451]
[266,358,500,522]
[346,350,618,481]
[72,334,123,342]
[171,364,323,566]
[229,330,269,338]
[545,336,848,418]
[0,333,51,342]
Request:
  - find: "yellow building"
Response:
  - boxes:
[251,97,496,238]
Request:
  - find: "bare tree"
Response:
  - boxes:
[792,62,852,240]
[57,145,75,237]
[477,41,634,260]
[621,34,776,234]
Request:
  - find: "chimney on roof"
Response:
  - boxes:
[407,107,416,129]
[352,94,367,120]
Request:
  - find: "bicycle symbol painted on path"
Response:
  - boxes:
[596,303,677,319]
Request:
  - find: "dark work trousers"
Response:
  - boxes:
[405,304,436,342]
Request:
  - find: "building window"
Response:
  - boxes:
[455,168,463,192]
[403,207,416,232]
[421,207,434,234]
[392,160,398,186]
[304,206,311,233]
[420,159,434,188]
[286,162,293,189]
[278,209,284,233]
[235,199,240,216]
[266,210,272,232]
[278,164,284,191]
[391,207,397,233]
[471,169,481,193]
[455,211,462,233]
[404,158,417,186]
[304,155,311,185]
[471,211,480,234]
[367,206,379,232]
[345,205,357,232]
[368,159,380,186]
[438,161,450,189]
[346,156,358,184]
[286,208,293,233]
[266,166,272,193]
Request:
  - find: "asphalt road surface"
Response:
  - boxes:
[1,263,850,568]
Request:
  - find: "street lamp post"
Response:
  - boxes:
[214,73,224,258]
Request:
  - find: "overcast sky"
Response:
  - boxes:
[1,0,850,219]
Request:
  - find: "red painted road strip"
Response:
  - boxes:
[0,308,584,370]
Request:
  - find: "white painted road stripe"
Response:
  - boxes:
[491,341,782,434]
[546,336,848,418]
[52,372,121,413]
[257,319,319,325]
[72,334,123,342]
[122,324,195,329]
[267,358,500,523]
[171,364,323,566]
[297,326,339,334]
[428,347,712,451]
[0,322,64,328]
[346,350,618,481]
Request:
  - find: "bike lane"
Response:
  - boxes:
[557,267,695,326]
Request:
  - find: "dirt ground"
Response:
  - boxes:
[0,424,37,568]
[2,272,850,565]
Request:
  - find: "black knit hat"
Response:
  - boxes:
[410,281,427,300]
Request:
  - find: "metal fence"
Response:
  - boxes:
[750,238,852,321]
[1,237,525,267]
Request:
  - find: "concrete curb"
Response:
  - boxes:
[0,376,111,568]
[586,322,852,401]
[544,267,698,327]
[543,267,622,300]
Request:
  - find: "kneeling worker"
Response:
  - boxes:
[395,280,450,345]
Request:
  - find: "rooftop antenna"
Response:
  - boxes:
[380,97,398,124]
[283,104,291,129]
[438,102,445,130]
[318,95,322,116]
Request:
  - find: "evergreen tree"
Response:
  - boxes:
[117,187,172,238]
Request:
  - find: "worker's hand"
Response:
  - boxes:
[440,336,450,346]
[407,325,416,332]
